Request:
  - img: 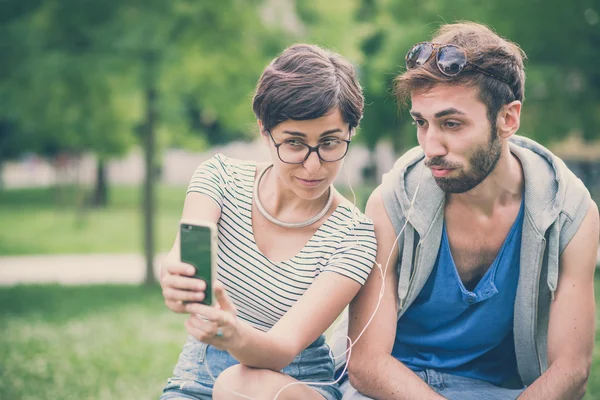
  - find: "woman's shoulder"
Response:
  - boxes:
[198,153,257,176]
[208,153,256,169]
[331,191,374,231]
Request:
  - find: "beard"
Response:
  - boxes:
[426,126,502,194]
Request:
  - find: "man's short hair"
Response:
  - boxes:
[395,22,526,125]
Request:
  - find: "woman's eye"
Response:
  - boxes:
[321,138,341,147]
[284,140,305,147]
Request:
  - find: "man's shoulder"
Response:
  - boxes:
[510,136,590,210]
[381,146,427,195]
[389,146,425,173]
[510,136,592,249]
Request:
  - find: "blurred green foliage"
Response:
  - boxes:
[1,0,598,164]
[0,0,288,163]
[1,0,598,276]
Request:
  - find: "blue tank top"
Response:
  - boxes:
[392,201,524,385]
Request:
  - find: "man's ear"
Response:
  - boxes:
[497,101,522,139]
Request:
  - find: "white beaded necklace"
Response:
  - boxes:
[253,165,333,229]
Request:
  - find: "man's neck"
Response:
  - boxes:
[446,146,524,216]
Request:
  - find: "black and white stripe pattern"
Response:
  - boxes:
[187,154,377,331]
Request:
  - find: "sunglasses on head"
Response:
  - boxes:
[405,42,511,86]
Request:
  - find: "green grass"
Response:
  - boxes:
[0,186,598,398]
[0,185,375,256]
[0,284,186,400]
[0,280,598,399]
[0,186,187,255]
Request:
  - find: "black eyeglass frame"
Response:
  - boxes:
[266,130,352,164]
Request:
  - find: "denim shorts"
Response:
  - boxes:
[160,334,341,400]
[340,369,524,400]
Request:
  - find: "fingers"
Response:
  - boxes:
[186,315,217,339]
[163,287,205,304]
[162,274,206,292]
[160,274,206,292]
[214,281,237,313]
[161,272,206,307]
[161,262,209,314]
[166,262,196,276]
[184,303,233,330]
[184,302,221,320]
[165,299,187,313]
[185,314,226,342]
[161,276,207,314]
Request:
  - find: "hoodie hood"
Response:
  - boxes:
[379,134,591,385]
[384,135,565,237]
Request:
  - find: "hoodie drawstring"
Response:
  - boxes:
[546,222,559,301]
[398,225,415,310]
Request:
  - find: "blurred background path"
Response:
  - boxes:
[1,250,598,286]
[0,253,166,285]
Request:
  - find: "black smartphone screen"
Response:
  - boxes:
[180,223,214,305]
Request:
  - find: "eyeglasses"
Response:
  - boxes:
[266,130,351,164]
[405,42,512,86]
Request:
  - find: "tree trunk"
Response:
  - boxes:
[91,158,108,207]
[0,161,4,190]
[361,146,378,184]
[142,57,158,286]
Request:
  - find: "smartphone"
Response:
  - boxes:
[179,219,218,306]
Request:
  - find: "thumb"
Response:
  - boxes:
[214,281,236,314]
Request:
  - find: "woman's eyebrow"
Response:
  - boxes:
[282,128,343,137]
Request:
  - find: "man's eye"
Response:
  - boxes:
[413,119,426,127]
[445,121,461,129]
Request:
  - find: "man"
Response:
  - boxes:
[340,22,598,399]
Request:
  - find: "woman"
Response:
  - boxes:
[159,44,377,400]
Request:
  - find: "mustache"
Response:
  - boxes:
[425,157,461,169]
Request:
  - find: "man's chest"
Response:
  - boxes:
[444,205,521,290]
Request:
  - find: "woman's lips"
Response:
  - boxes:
[296,177,324,187]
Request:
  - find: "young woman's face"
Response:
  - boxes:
[262,108,351,200]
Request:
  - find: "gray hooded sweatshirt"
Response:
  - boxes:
[374,135,591,386]
[331,136,591,386]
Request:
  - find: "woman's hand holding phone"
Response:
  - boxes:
[160,259,208,313]
[184,281,242,351]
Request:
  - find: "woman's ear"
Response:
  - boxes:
[257,119,264,134]
[258,120,269,145]
[497,101,522,139]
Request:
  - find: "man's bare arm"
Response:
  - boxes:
[519,199,598,399]
[347,186,444,400]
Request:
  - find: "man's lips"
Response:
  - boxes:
[429,166,453,177]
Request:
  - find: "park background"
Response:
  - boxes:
[1,0,599,398]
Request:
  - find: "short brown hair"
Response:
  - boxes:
[395,22,526,126]
[252,44,363,132]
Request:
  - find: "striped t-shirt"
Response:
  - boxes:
[187,154,377,332]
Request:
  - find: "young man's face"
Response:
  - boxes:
[410,84,502,194]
